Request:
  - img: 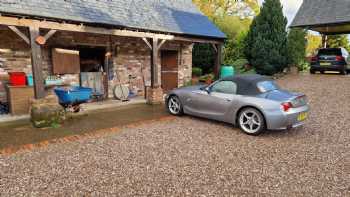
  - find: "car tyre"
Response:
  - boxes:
[167,95,183,116]
[340,68,347,75]
[238,108,266,135]
[310,69,315,74]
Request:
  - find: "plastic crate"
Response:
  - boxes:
[27,74,34,86]
[9,72,26,86]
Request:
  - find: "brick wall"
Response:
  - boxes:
[0,28,193,102]
[0,26,31,102]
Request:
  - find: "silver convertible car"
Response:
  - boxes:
[165,74,309,135]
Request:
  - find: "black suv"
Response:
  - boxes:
[310,48,349,75]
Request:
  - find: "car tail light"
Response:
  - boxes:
[336,55,345,61]
[311,56,318,62]
[281,102,293,112]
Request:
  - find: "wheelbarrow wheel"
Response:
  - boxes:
[73,105,81,113]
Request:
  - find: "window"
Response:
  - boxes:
[257,81,279,93]
[211,81,237,94]
[318,48,342,56]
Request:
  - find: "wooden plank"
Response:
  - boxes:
[8,26,30,44]
[211,43,218,53]
[142,38,153,50]
[0,16,174,40]
[52,48,80,74]
[158,39,166,49]
[43,29,57,41]
[151,38,159,88]
[7,86,34,115]
[214,44,223,78]
[0,16,225,44]
[29,25,45,99]
[174,35,224,44]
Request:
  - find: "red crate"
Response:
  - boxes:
[9,72,27,86]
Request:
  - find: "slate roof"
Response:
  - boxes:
[291,0,350,27]
[0,0,225,39]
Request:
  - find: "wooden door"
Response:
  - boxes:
[80,72,105,95]
[161,50,178,92]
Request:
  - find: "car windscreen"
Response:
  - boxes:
[318,48,342,56]
[257,81,279,93]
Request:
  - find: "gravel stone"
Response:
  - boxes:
[0,74,349,196]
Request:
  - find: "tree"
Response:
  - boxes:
[327,34,350,51]
[287,28,307,66]
[306,34,322,57]
[224,31,247,65]
[244,0,288,75]
[192,44,216,74]
[192,0,260,73]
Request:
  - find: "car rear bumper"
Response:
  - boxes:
[266,105,310,130]
[311,64,346,71]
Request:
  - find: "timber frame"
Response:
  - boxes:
[0,15,224,99]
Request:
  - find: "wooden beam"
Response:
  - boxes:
[214,43,223,78]
[8,26,30,44]
[0,16,224,44]
[322,34,328,48]
[43,29,57,41]
[29,25,45,99]
[158,39,166,49]
[174,35,224,44]
[211,43,218,53]
[151,38,160,88]
[142,38,153,50]
[0,16,174,40]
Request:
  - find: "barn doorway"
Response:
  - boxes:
[79,47,108,99]
[161,50,179,92]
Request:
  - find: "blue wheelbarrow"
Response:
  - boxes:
[54,86,92,113]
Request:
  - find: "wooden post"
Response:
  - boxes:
[322,34,328,48]
[214,43,223,78]
[151,37,159,88]
[29,26,45,99]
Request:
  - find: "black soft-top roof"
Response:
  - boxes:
[222,74,273,95]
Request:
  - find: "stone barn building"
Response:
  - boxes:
[0,0,225,113]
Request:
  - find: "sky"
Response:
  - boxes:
[258,0,303,26]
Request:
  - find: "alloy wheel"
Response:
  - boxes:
[239,109,263,134]
[168,96,182,115]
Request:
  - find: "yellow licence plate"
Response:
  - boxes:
[320,62,331,66]
[298,112,308,121]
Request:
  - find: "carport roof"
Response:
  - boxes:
[0,0,226,39]
[290,0,350,34]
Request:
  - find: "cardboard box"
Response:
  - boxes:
[0,74,9,81]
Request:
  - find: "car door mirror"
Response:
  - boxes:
[200,86,210,94]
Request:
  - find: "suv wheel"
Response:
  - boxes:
[340,68,347,75]
[310,69,315,74]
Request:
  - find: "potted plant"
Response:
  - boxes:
[192,67,202,85]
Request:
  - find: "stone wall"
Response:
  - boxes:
[0,27,193,103]
[0,26,31,102]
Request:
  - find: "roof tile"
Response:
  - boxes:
[0,0,226,39]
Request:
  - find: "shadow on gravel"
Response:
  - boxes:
[0,104,169,150]
[183,115,307,138]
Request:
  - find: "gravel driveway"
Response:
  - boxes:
[0,74,349,196]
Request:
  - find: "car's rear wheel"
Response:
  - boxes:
[310,69,315,74]
[238,108,265,135]
[167,95,183,116]
[340,67,347,75]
